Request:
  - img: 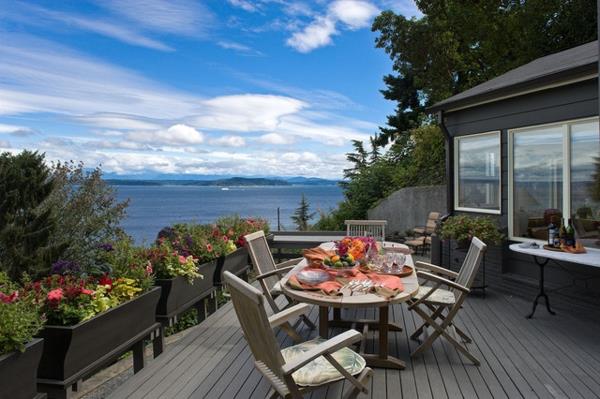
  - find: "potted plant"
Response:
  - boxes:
[147,236,215,320]
[0,273,45,399]
[212,216,269,286]
[439,215,503,249]
[29,238,160,385]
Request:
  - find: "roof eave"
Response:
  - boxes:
[428,62,598,114]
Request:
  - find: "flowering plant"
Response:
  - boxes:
[145,242,202,283]
[214,214,269,247]
[439,215,503,245]
[0,273,44,355]
[335,236,378,262]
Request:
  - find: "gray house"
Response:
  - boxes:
[430,41,600,313]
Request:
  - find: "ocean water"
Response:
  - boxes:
[113,185,344,244]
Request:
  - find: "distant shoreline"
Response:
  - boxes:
[106,176,340,187]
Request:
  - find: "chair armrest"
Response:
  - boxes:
[282,330,362,375]
[417,271,469,293]
[268,303,311,328]
[255,265,296,281]
[276,257,303,269]
[415,261,458,279]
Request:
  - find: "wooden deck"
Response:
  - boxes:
[110,289,600,399]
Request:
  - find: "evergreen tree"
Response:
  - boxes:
[0,151,66,280]
[291,194,316,231]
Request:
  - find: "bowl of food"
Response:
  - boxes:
[322,254,359,276]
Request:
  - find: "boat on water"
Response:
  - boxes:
[221,187,230,191]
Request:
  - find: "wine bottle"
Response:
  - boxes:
[566,218,575,247]
[559,218,567,246]
[547,222,556,247]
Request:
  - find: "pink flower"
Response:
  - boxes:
[47,288,64,303]
[178,255,187,264]
[146,261,153,276]
[0,291,19,304]
[81,289,94,296]
[222,235,229,242]
[206,244,213,252]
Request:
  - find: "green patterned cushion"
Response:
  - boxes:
[280,338,366,386]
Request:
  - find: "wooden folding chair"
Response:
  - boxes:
[344,220,387,242]
[224,271,372,399]
[408,237,487,365]
[244,230,315,330]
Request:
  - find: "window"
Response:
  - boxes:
[509,118,600,247]
[454,131,501,213]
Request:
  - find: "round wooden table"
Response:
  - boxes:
[280,242,419,369]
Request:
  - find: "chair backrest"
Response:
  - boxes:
[244,230,279,290]
[425,212,441,234]
[345,220,387,242]
[224,271,285,376]
[455,237,487,292]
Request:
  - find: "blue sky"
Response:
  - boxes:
[0,0,420,179]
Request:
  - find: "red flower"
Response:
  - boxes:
[99,274,113,288]
[0,291,18,304]
[81,289,94,296]
[212,229,220,237]
[222,235,229,242]
[206,244,213,252]
[47,288,64,303]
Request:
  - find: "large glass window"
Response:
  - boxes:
[510,118,599,248]
[455,132,501,213]
[570,120,600,248]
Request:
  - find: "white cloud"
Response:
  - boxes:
[98,0,215,37]
[209,135,246,147]
[286,0,380,52]
[329,0,379,29]
[127,124,205,145]
[379,0,422,18]
[77,114,163,130]
[0,123,36,136]
[217,41,263,56]
[193,94,306,132]
[286,16,337,53]
[257,133,295,145]
[227,0,259,12]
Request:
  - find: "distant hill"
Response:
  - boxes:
[107,177,290,186]
[106,176,338,186]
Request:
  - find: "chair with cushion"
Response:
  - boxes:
[344,220,387,242]
[413,212,441,236]
[408,237,487,365]
[224,271,373,399]
[244,230,315,330]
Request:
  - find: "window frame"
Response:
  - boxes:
[507,116,599,242]
[453,130,502,215]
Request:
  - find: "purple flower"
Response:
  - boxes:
[98,243,114,252]
[51,260,81,276]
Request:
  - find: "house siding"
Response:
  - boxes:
[437,77,600,315]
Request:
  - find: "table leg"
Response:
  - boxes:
[361,306,406,369]
[319,306,329,338]
[527,257,556,319]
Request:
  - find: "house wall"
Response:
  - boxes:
[368,185,446,236]
[438,77,600,315]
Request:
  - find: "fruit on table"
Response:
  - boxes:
[324,254,355,268]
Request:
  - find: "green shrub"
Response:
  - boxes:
[439,215,503,245]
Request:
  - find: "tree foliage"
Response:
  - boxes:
[0,151,66,280]
[371,0,597,146]
[291,194,316,231]
[43,161,129,273]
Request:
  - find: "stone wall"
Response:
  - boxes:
[367,185,447,235]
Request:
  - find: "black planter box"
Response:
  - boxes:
[213,247,249,286]
[36,286,161,382]
[0,338,45,399]
[154,260,217,318]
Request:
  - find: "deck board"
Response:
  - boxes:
[109,289,600,399]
